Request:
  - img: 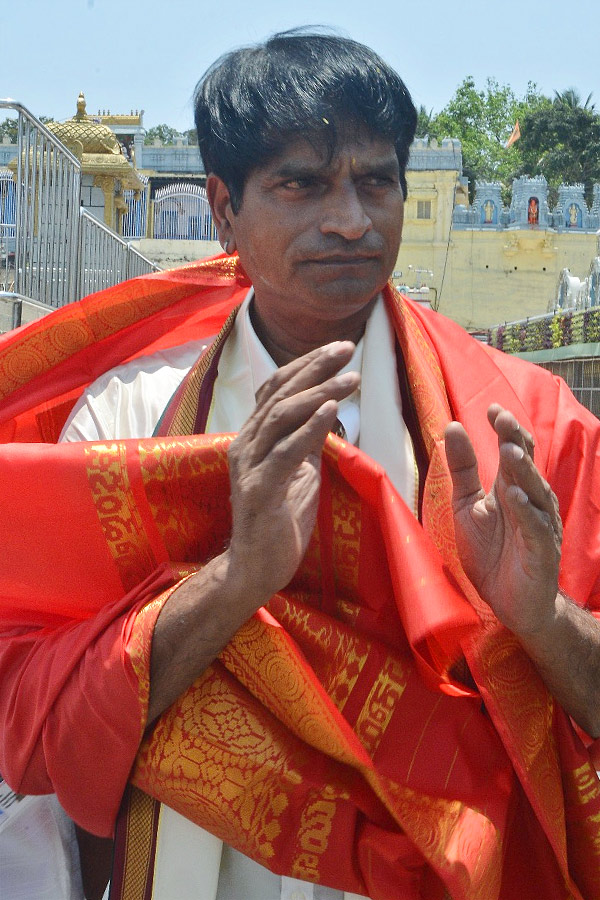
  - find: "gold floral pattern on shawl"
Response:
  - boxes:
[266,595,370,714]
[132,664,303,863]
[84,442,157,592]
[138,435,231,562]
[381,782,503,900]
[219,615,366,767]
[0,256,243,401]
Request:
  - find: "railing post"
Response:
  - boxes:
[11,298,22,329]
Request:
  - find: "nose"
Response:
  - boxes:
[320,182,372,241]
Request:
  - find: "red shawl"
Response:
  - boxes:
[1,256,600,899]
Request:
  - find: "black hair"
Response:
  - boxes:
[194,29,417,211]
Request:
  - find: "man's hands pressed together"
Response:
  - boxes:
[146,341,359,724]
[446,404,600,737]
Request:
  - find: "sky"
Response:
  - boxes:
[2,0,599,134]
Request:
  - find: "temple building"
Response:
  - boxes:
[398,149,600,331]
[42,93,147,234]
[2,98,600,332]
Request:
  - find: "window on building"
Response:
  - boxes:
[417,200,432,219]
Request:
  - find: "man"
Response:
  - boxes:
[1,31,600,900]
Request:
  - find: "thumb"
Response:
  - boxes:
[444,421,485,511]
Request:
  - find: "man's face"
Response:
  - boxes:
[209,129,405,354]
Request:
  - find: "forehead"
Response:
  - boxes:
[258,129,399,175]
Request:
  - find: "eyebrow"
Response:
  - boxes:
[269,153,400,181]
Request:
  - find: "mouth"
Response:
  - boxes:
[304,254,379,266]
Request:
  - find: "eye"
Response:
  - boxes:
[282,177,315,190]
[361,174,395,187]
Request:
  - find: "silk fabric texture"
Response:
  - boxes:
[0,257,599,899]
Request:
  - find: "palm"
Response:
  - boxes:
[445,406,561,636]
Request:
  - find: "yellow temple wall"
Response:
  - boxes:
[397,169,598,331]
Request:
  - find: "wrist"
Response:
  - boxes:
[511,588,563,647]
[207,546,273,618]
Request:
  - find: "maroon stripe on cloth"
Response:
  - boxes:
[109,785,161,900]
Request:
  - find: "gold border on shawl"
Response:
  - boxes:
[387,285,451,454]
[330,470,361,601]
[0,256,242,402]
[386,285,579,889]
[355,653,408,755]
[290,787,342,883]
[84,442,157,593]
[138,435,231,562]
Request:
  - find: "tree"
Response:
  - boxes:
[519,91,600,204]
[183,128,198,146]
[427,77,545,201]
[553,88,594,111]
[0,114,53,142]
[415,105,435,139]
[0,117,18,142]
[144,124,181,146]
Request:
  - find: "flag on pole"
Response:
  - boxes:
[505,120,521,148]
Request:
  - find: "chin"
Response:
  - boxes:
[312,275,385,304]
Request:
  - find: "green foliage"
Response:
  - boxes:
[0,115,53,142]
[519,92,600,204]
[415,105,435,138]
[427,77,545,201]
[144,124,181,146]
[0,117,18,142]
[182,128,198,146]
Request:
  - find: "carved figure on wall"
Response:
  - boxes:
[568,203,581,228]
[483,199,495,224]
[528,197,539,225]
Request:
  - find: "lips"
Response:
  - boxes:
[305,254,379,265]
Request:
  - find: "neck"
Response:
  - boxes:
[249,296,378,367]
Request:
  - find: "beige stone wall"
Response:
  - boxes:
[398,225,597,331]
[129,239,222,270]
[397,168,598,331]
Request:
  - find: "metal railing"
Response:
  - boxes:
[538,357,600,419]
[0,291,56,330]
[1,100,81,307]
[0,100,160,314]
[78,208,157,296]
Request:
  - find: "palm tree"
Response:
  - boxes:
[553,88,595,111]
[415,105,436,138]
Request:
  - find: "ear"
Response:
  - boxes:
[206,173,237,254]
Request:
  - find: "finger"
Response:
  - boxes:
[444,421,485,510]
[241,341,356,448]
[235,369,360,468]
[487,404,535,460]
[505,483,562,556]
[254,341,355,411]
[240,398,339,491]
[499,442,562,538]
